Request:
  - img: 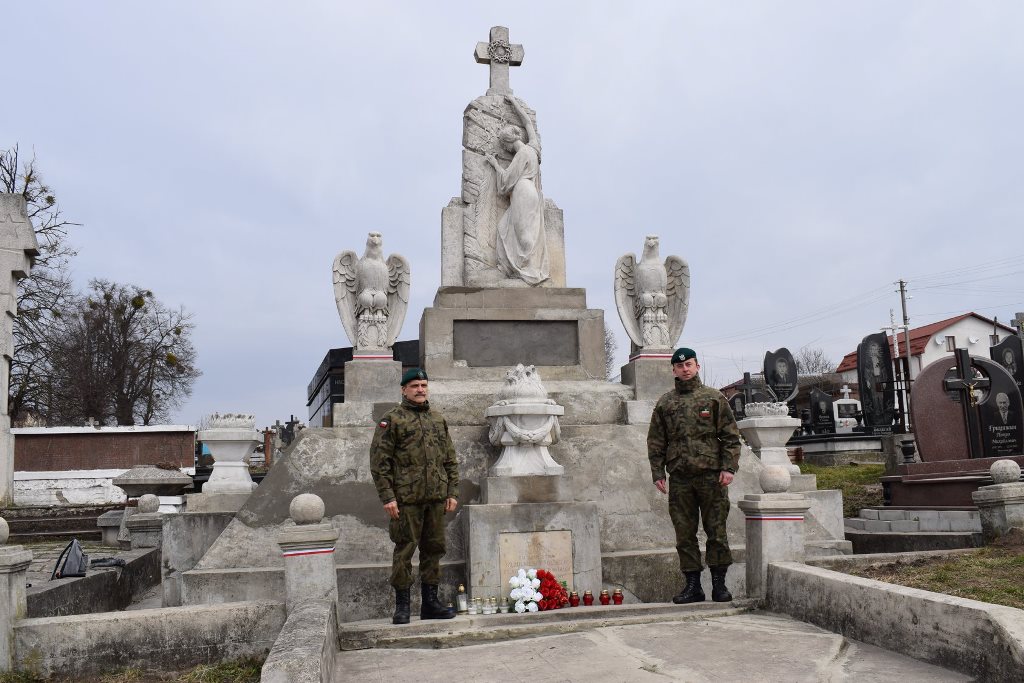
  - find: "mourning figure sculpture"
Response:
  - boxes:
[614,235,690,350]
[332,232,410,352]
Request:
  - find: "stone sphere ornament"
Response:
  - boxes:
[290,493,325,525]
[990,459,1022,485]
[137,494,160,514]
[0,517,8,545]
[759,465,792,494]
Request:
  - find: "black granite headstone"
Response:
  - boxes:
[729,394,746,420]
[763,348,798,403]
[974,358,1023,457]
[809,388,835,434]
[991,336,1024,395]
[857,332,896,435]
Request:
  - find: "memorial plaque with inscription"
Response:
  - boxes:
[453,320,579,367]
[857,332,896,435]
[763,348,798,403]
[498,530,574,590]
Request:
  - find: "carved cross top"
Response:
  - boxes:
[840,385,852,400]
[738,372,758,403]
[475,26,524,96]
[1013,312,1024,340]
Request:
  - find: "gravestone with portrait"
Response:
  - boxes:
[883,349,1024,505]
[764,348,798,418]
[832,385,861,434]
[990,335,1023,395]
[856,332,896,435]
[809,388,836,435]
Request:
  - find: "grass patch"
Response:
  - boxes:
[848,543,1024,610]
[0,657,262,683]
[798,463,884,517]
[175,658,262,683]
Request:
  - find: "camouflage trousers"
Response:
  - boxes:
[389,502,446,588]
[668,469,732,572]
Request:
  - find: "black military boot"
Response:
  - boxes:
[420,583,456,619]
[672,570,705,604]
[392,587,411,624]
[710,566,733,602]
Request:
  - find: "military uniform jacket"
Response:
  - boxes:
[647,375,741,482]
[370,398,460,505]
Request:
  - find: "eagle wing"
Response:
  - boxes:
[664,255,691,348]
[385,253,411,347]
[332,250,359,346]
[614,253,644,347]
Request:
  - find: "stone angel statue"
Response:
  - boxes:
[332,232,410,352]
[614,235,690,350]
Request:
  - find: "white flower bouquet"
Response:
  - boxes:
[508,567,543,613]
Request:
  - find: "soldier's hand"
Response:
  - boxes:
[719,471,735,487]
[654,479,667,495]
[445,497,458,513]
[384,501,399,519]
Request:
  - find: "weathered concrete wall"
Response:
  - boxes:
[161,510,234,606]
[261,600,337,683]
[14,600,285,678]
[766,561,1024,682]
[27,547,160,618]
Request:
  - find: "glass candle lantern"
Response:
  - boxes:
[457,584,469,614]
[583,590,594,606]
[599,589,611,605]
[612,589,624,605]
[569,591,580,607]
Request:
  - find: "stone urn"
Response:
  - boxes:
[199,413,259,494]
[485,364,565,476]
[737,404,801,475]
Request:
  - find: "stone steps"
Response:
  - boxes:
[336,600,756,651]
[844,507,981,533]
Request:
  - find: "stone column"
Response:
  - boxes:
[0,194,40,507]
[125,494,163,549]
[737,467,812,599]
[737,406,802,475]
[276,494,339,614]
[972,460,1024,544]
[0,517,32,672]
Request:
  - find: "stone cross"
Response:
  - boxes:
[1012,312,1024,341]
[474,26,524,96]
[840,385,852,400]
[738,372,758,404]
[942,348,990,459]
[85,417,98,428]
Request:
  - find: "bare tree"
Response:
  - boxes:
[1,146,79,424]
[47,281,201,426]
[794,347,837,375]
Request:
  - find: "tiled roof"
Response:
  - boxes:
[835,312,1015,372]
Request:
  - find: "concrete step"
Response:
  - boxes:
[337,599,756,651]
[848,508,981,533]
[844,529,983,554]
[9,529,103,544]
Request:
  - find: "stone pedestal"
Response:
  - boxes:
[185,491,253,513]
[464,475,601,601]
[419,287,607,382]
[198,419,259,509]
[342,358,402,403]
[125,495,163,549]
[972,460,1024,544]
[738,489,812,599]
[277,494,339,615]
[0,518,32,672]
[97,510,123,547]
[737,414,802,476]
[620,352,674,401]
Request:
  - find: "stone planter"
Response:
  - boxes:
[199,414,259,495]
[737,415,801,475]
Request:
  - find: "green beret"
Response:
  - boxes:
[401,368,428,386]
[671,347,697,364]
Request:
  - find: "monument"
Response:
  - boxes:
[615,235,690,400]
[0,194,39,506]
[332,232,410,403]
[883,348,1024,505]
[173,26,850,621]
[763,348,798,404]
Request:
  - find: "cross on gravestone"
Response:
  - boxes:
[474,26,524,96]
[85,417,98,428]
[1012,312,1024,341]
[942,348,991,459]
[738,372,758,404]
[840,385,852,400]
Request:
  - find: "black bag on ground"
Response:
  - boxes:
[50,538,89,579]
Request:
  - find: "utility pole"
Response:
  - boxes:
[896,279,912,429]
[885,309,908,433]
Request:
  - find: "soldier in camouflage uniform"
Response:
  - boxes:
[648,347,741,604]
[370,368,459,624]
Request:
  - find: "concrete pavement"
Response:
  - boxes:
[335,611,969,682]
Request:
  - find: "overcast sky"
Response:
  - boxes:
[4,2,1023,428]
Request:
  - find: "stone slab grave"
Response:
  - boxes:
[884,349,1024,506]
[176,25,851,622]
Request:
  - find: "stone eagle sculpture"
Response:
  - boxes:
[614,235,690,350]
[332,232,410,352]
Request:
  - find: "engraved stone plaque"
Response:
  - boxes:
[453,320,578,366]
[498,530,574,590]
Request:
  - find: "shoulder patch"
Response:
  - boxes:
[378,419,390,429]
